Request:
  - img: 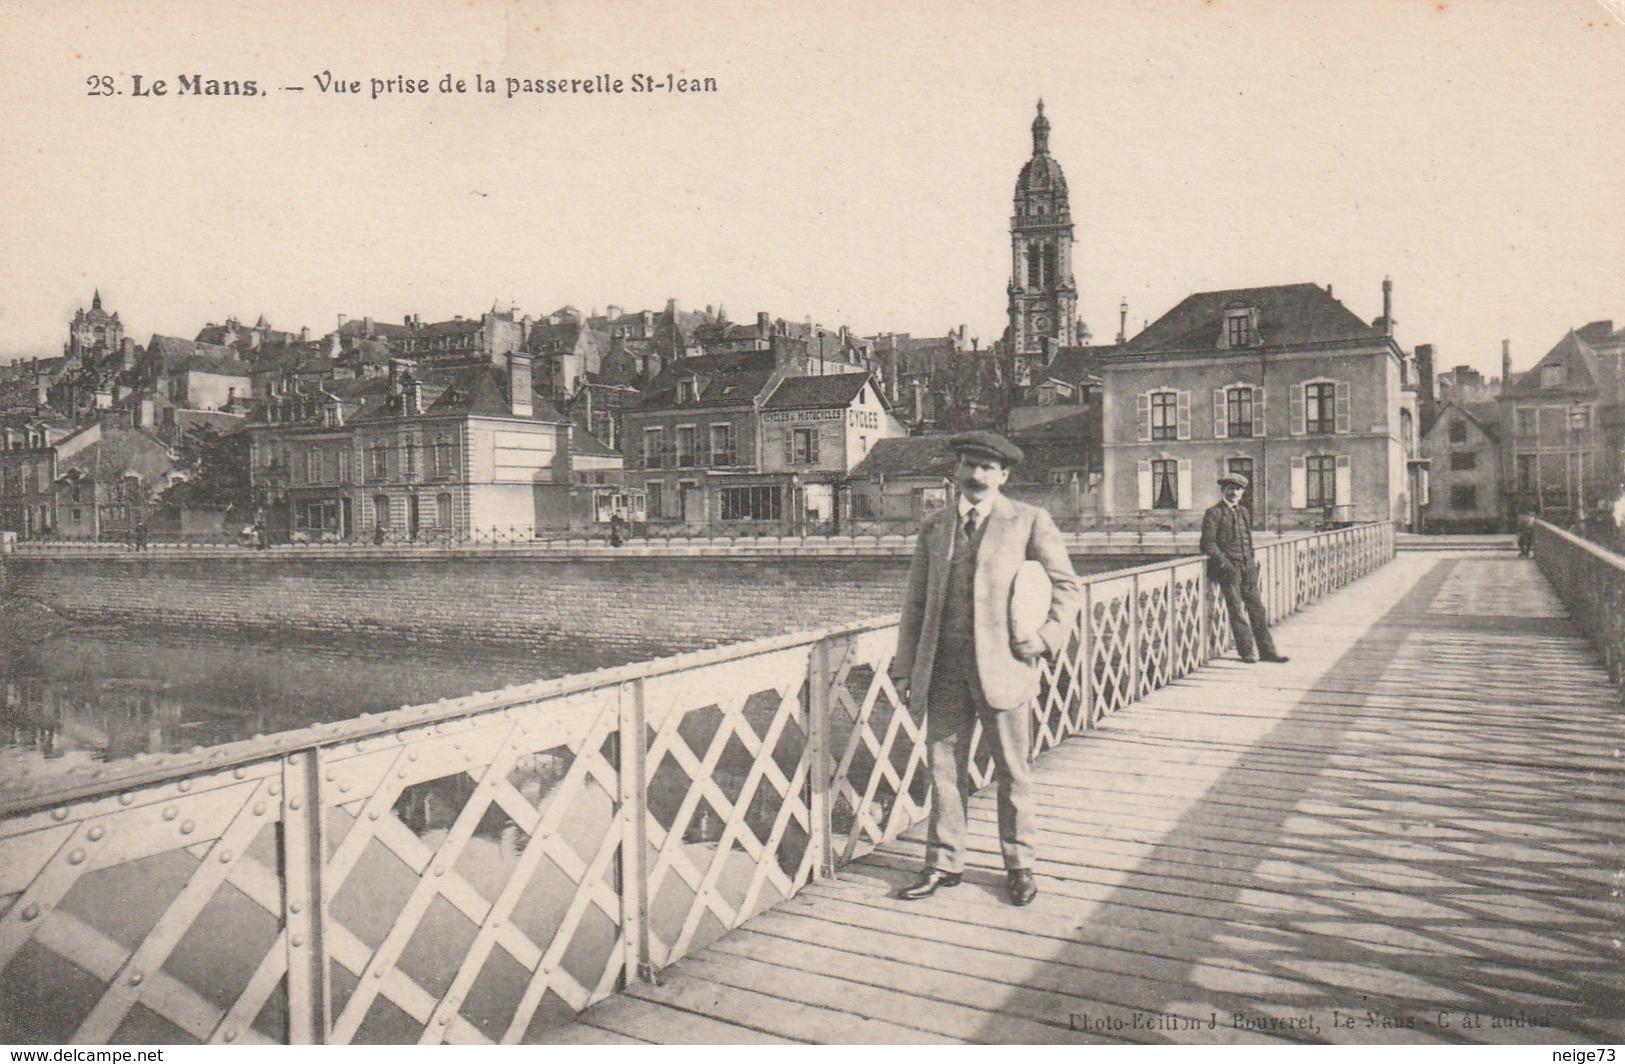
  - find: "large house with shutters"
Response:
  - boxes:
[1101,281,1422,527]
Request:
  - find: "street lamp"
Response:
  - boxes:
[1570,401,1589,522]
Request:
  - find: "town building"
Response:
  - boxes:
[1420,398,1502,532]
[621,350,779,527]
[247,353,572,542]
[1498,321,1624,524]
[0,415,82,537]
[750,372,905,529]
[566,427,639,529]
[847,435,959,524]
[1101,280,1423,527]
[50,425,179,541]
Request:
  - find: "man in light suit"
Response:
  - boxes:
[890,431,1082,906]
[1200,472,1289,664]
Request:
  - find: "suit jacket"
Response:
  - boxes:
[1199,501,1255,580]
[892,495,1083,711]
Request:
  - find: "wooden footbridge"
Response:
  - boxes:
[2,522,1620,1045]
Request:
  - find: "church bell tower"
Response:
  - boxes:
[1006,101,1080,380]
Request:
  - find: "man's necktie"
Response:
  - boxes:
[964,511,978,543]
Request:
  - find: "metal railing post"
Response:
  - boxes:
[1078,583,1094,732]
[282,747,329,1045]
[1128,572,1141,700]
[806,637,836,880]
[616,679,654,984]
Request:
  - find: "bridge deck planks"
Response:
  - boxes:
[546,553,1624,1044]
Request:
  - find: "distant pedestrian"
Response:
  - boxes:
[134,521,148,552]
[609,510,626,548]
[1201,472,1288,664]
[373,523,387,546]
[254,521,269,551]
[1517,511,1535,558]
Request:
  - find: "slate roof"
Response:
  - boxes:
[1119,283,1383,356]
[57,427,175,482]
[762,373,872,410]
[419,364,566,422]
[1501,329,1602,397]
[1433,399,1502,444]
[848,435,959,480]
[147,336,252,377]
[335,318,411,339]
[569,429,621,459]
[1041,346,1102,384]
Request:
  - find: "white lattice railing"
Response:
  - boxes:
[0,523,1394,1045]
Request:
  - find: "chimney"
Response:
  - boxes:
[300,326,310,342]
[1502,339,1512,384]
[508,352,533,417]
[1381,276,1394,337]
[607,305,622,320]
[757,311,770,339]
[137,397,153,428]
[1326,284,1333,298]
[364,316,374,337]
[338,314,348,329]
[1117,298,1128,345]
[120,338,136,370]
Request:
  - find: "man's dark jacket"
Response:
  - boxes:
[1199,501,1255,580]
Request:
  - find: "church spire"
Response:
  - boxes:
[91,289,102,311]
[1031,99,1050,156]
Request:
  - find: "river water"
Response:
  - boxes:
[0,554,1151,797]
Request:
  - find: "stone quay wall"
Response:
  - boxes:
[1,543,1152,656]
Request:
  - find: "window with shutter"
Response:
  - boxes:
[1176,458,1192,509]
[1254,386,1267,438]
[1150,459,1177,510]
[1305,382,1336,434]
[1176,391,1191,440]
[1137,459,1153,510]
[1135,391,1152,442]
[1290,456,1307,508]
[1149,391,1177,441]
[1213,389,1228,440]
[1334,382,1351,434]
[1290,384,1306,437]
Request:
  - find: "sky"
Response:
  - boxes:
[1,0,1620,383]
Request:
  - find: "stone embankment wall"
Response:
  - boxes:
[0,549,911,657]
[2,545,1146,656]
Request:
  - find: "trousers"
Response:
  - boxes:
[1217,563,1277,659]
[924,657,1035,874]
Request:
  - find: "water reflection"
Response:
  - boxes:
[0,624,650,792]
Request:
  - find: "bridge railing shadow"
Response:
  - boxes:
[0,524,1394,1045]
[899,555,1618,1044]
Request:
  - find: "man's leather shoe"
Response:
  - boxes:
[1240,654,1259,664]
[897,868,960,900]
[1007,869,1038,907]
[1260,654,1290,663]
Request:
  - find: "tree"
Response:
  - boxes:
[160,425,252,512]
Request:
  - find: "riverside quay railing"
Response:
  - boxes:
[0,522,1393,1045]
[1532,520,1625,701]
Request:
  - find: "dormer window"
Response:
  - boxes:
[1541,365,1566,389]
[676,378,696,403]
[1223,307,1256,348]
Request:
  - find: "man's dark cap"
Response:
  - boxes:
[1217,472,1250,489]
[948,430,1023,468]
